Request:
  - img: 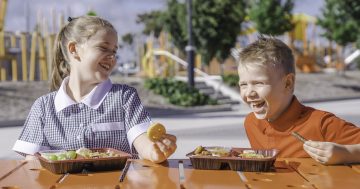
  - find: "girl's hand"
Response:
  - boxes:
[303,141,349,165]
[25,155,39,161]
[134,133,177,164]
[149,134,177,163]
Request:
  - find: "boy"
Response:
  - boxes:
[238,36,360,165]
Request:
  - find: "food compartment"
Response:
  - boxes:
[35,148,131,174]
[189,157,223,170]
[187,146,278,172]
[187,146,230,170]
[229,148,278,171]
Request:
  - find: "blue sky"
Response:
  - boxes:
[4,0,324,36]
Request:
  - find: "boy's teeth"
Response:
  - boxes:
[252,101,264,107]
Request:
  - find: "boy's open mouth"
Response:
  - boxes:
[251,101,265,110]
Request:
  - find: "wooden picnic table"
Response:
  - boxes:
[0,158,359,189]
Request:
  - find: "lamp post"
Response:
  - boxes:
[185,0,195,88]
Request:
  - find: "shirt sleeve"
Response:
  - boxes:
[320,112,360,144]
[122,86,151,148]
[12,97,50,155]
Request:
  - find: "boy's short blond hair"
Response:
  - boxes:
[238,36,295,75]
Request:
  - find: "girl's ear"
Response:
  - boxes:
[285,73,295,92]
[68,41,80,60]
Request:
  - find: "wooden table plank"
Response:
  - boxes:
[350,164,360,174]
[118,159,180,189]
[1,158,359,189]
[56,171,119,189]
[287,158,360,189]
[242,160,315,189]
[182,159,247,189]
[0,160,60,188]
[57,159,181,189]
[0,160,22,180]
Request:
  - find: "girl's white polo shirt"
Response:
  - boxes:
[13,78,151,156]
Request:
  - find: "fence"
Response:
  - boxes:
[0,31,55,81]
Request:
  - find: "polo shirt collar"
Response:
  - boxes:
[267,96,303,130]
[54,77,113,112]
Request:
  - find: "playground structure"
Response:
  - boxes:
[0,31,54,81]
[1,0,359,82]
[289,13,320,73]
[141,12,360,78]
[141,31,239,79]
[0,0,56,81]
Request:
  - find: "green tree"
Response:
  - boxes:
[136,11,166,38]
[163,0,246,66]
[192,0,247,65]
[339,0,360,48]
[248,0,294,35]
[317,0,359,46]
[121,33,134,46]
[137,0,246,67]
[162,0,188,52]
[87,10,97,16]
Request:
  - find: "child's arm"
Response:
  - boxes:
[303,141,360,165]
[25,155,38,161]
[133,133,177,163]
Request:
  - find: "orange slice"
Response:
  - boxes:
[147,123,166,141]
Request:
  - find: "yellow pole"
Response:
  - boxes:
[10,34,17,81]
[21,33,28,81]
[0,0,8,31]
[38,36,47,80]
[0,31,5,81]
[328,41,333,68]
[47,34,55,79]
[0,31,4,57]
[29,32,37,81]
[302,21,308,56]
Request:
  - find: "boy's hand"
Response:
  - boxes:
[303,141,348,165]
[149,134,177,163]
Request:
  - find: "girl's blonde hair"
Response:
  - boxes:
[238,36,295,75]
[50,16,116,91]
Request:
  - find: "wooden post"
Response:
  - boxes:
[38,35,47,80]
[195,54,201,76]
[21,33,28,81]
[328,41,333,68]
[10,34,17,81]
[302,21,308,56]
[0,31,4,57]
[309,23,316,55]
[0,31,5,81]
[47,34,56,79]
[29,32,37,81]
[0,0,8,31]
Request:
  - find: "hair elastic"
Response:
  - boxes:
[67,17,73,22]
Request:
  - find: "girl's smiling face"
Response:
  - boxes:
[238,63,294,121]
[71,28,118,83]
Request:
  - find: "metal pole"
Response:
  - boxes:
[186,0,195,88]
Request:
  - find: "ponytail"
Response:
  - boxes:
[50,27,70,91]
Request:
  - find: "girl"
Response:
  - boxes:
[13,16,177,163]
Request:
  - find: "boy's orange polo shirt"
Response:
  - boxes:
[244,96,360,158]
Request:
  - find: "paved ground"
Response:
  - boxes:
[2,98,360,160]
